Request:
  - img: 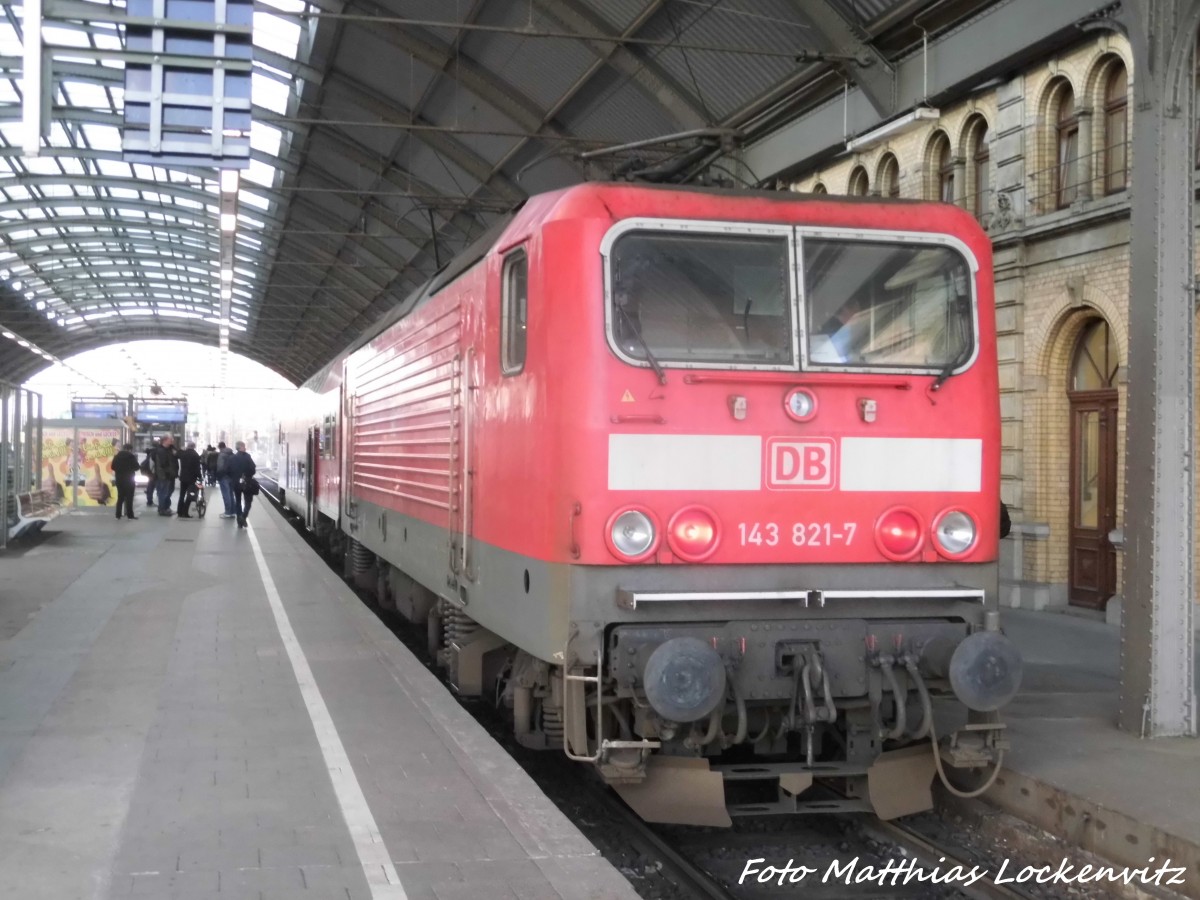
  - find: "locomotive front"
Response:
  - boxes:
[551,197,1021,825]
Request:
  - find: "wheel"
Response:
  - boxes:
[197,499,207,518]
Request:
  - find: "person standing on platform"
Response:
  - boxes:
[176,441,202,518]
[215,441,236,518]
[110,443,139,520]
[154,435,179,517]
[204,445,218,485]
[142,441,158,507]
[228,440,257,529]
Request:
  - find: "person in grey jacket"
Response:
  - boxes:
[215,441,236,518]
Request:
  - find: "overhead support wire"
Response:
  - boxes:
[279,12,801,58]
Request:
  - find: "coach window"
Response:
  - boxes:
[803,238,973,370]
[608,229,794,369]
[501,250,528,374]
[321,414,335,459]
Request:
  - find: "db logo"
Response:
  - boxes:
[765,438,837,490]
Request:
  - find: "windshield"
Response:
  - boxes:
[609,231,794,366]
[803,239,973,369]
[605,227,975,373]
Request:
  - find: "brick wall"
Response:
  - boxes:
[780,32,1200,613]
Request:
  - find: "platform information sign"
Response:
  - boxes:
[135,400,188,424]
[71,399,125,419]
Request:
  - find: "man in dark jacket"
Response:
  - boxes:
[109,443,140,520]
[227,441,257,529]
[143,441,158,507]
[154,435,179,516]
[177,441,203,518]
[204,445,219,485]
[215,441,235,517]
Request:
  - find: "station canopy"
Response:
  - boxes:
[0,0,1004,386]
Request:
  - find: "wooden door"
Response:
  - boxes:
[1069,393,1118,608]
[1067,318,1120,609]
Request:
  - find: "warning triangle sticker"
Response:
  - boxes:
[620,390,636,402]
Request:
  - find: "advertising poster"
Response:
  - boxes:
[40,427,74,508]
[39,426,122,508]
[75,429,121,507]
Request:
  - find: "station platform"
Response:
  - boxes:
[0,502,639,900]
[984,607,1200,891]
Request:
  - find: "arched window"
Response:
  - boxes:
[929,132,954,202]
[1103,64,1128,193]
[971,122,990,217]
[878,153,900,198]
[1055,85,1079,208]
[1071,318,1119,391]
[811,182,828,195]
[848,166,869,196]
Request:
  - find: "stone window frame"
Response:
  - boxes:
[962,114,992,219]
[847,165,870,196]
[1101,63,1129,194]
[876,152,901,198]
[1054,82,1080,209]
[925,130,957,203]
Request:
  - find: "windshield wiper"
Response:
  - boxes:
[616,304,667,385]
[931,343,970,392]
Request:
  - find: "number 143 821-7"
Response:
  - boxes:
[737,522,857,547]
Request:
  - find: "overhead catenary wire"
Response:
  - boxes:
[282,11,801,58]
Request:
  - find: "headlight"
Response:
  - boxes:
[667,506,720,561]
[784,387,818,422]
[934,510,977,556]
[607,508,658,561]
[874,507,923,560]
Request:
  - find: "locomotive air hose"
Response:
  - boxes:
[904,659,933,741]
[928,716,1005,799]
[749,710,773,745]
[879,660,906,740]
[724,664,747,746]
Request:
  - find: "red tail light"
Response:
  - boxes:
[875,507,923,560]
[667,506,721,561]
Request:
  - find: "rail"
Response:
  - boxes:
[256,470,283,504]
[864,818,1040,900]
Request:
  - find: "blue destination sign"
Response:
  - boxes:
[71,400,126,419]
[135,400,188,424]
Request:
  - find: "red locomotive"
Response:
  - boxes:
[279,183,1021,826]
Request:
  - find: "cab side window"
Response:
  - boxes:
[501,250,528,374]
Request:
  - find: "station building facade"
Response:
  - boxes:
[780,32,1188,619]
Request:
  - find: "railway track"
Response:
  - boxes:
[257,483,1101,900]
[638,807,1043,900]
[864,818,1037,900]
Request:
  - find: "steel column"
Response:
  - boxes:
[12,386,22,495]
[23,388,35,493]
[1121,0,1197,737]
[1,383,10,551]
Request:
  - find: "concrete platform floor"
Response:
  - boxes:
[986,608,1200,890]
[0,504,639,900]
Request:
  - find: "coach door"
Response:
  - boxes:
[450,338,476,586]
[341,385,355,522]
[1068,319,1119,609]
[305,425,318,527]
